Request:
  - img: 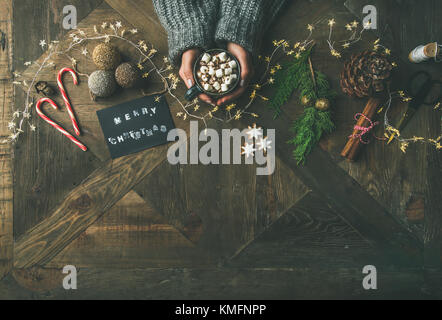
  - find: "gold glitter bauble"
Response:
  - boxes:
[315,98,330,111]
[115,62,139,88]
[301,95,312,106]
[92,43,121,70]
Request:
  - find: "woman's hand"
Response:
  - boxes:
[216,42,254,106]
[179,48,215,105]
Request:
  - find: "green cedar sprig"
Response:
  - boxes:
[288,108,334,164]
[269,49,337,164]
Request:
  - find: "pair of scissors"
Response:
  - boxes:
[387,71,441,144]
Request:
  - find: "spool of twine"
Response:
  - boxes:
[409,42,440,63]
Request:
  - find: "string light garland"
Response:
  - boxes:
[3,19,440,154]
[382,90,441,152]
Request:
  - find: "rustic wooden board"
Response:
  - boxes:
[1,266,441,299]
[345,0,442,267]
[12,0,105,238]
[0,0,13,281]
[0,0,12,79]
[229,192,394,269]
[135,121,310,258]
[47,191,213,268]
[13,0,314,271]
[13,1,213,269]
[13,141,171,269]
[213,0,423,256]
[6,0,440,299]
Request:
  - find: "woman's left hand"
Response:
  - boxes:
[216,42,254,106]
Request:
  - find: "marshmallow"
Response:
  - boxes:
[221,84,229,92]
[208,61,215,67]
[201,74,208,82]
[203,83,213,91]
[219,52,228,62]
[213,82,221,90]
[216,69,224,78]
[208,68,215,76]
[212,55,219,63]
[201,53,211,63]
[225,68,233,75]
[220,63,227,69]
[229,60,237,69]
[200,66,208,74]
[230,74,238,81]
[224,76,232,85]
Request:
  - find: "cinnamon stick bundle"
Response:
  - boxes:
[341,97,381,161]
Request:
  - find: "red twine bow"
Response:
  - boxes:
[349,113,383,144]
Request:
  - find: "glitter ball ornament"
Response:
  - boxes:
[315,98,330,111]
[115,62,139,88]
[301,95,312,106]
[92,43,121,70]
[88,70,117,98]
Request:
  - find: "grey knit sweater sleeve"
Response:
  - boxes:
[152,0,219,65]
[215,0,286,55]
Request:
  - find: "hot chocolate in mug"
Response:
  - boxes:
[185,49,241,101]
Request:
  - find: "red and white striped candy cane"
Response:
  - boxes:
[36,98,87,152]
[57,67,81,136]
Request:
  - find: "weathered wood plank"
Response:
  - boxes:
[135,119,310,258]
[105,0,168,53]
[0,0,13,280]
[12,0,105,238]
[13,141,171,268]
[13,1,215,268]
[220,0,424,257]
[47,191,213,268]
[0,0,12,79]
[345,0,442,267]
[2,266,441,299]
[107,0,312,258]
[230,192,400,268]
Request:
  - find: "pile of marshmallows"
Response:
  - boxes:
[197,52,239,94]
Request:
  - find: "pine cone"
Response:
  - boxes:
[341,51,393,98]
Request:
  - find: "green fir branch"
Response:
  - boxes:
[269,49,312,119]
[269,49,336,165]
[288,108,334,165]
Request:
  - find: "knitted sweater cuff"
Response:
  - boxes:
[215,3,263,54]
[215,0,285,55]
[167,22,213,66]
[153,0,217,66]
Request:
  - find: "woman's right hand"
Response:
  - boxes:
[179,49,215,105]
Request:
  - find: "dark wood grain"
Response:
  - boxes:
[6,0,441,299]
[12,0,105,238]
[47,191,213,268]
[13,143,170,269]
[135,120,310,259]
[345,0,442,265]
[230,192,403,268]
[220,0,424,256]
[1,266,441,299]
[0,0,13,281]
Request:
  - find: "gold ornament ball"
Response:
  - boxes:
[115,62,139,88]
[301,95,312,106]
[315,98,330,111]
[92,43,121,70]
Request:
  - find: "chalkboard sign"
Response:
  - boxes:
[97,95,175,159]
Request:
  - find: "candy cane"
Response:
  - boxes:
[36,98,87,152]
[57,68,81,136]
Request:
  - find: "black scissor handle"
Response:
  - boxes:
[424,80,442,105]
[407,71,431,97]
[407,71,442,106]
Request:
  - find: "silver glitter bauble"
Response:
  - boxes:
[88,70,117,98]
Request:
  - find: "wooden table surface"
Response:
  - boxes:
[0,0,440,299]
